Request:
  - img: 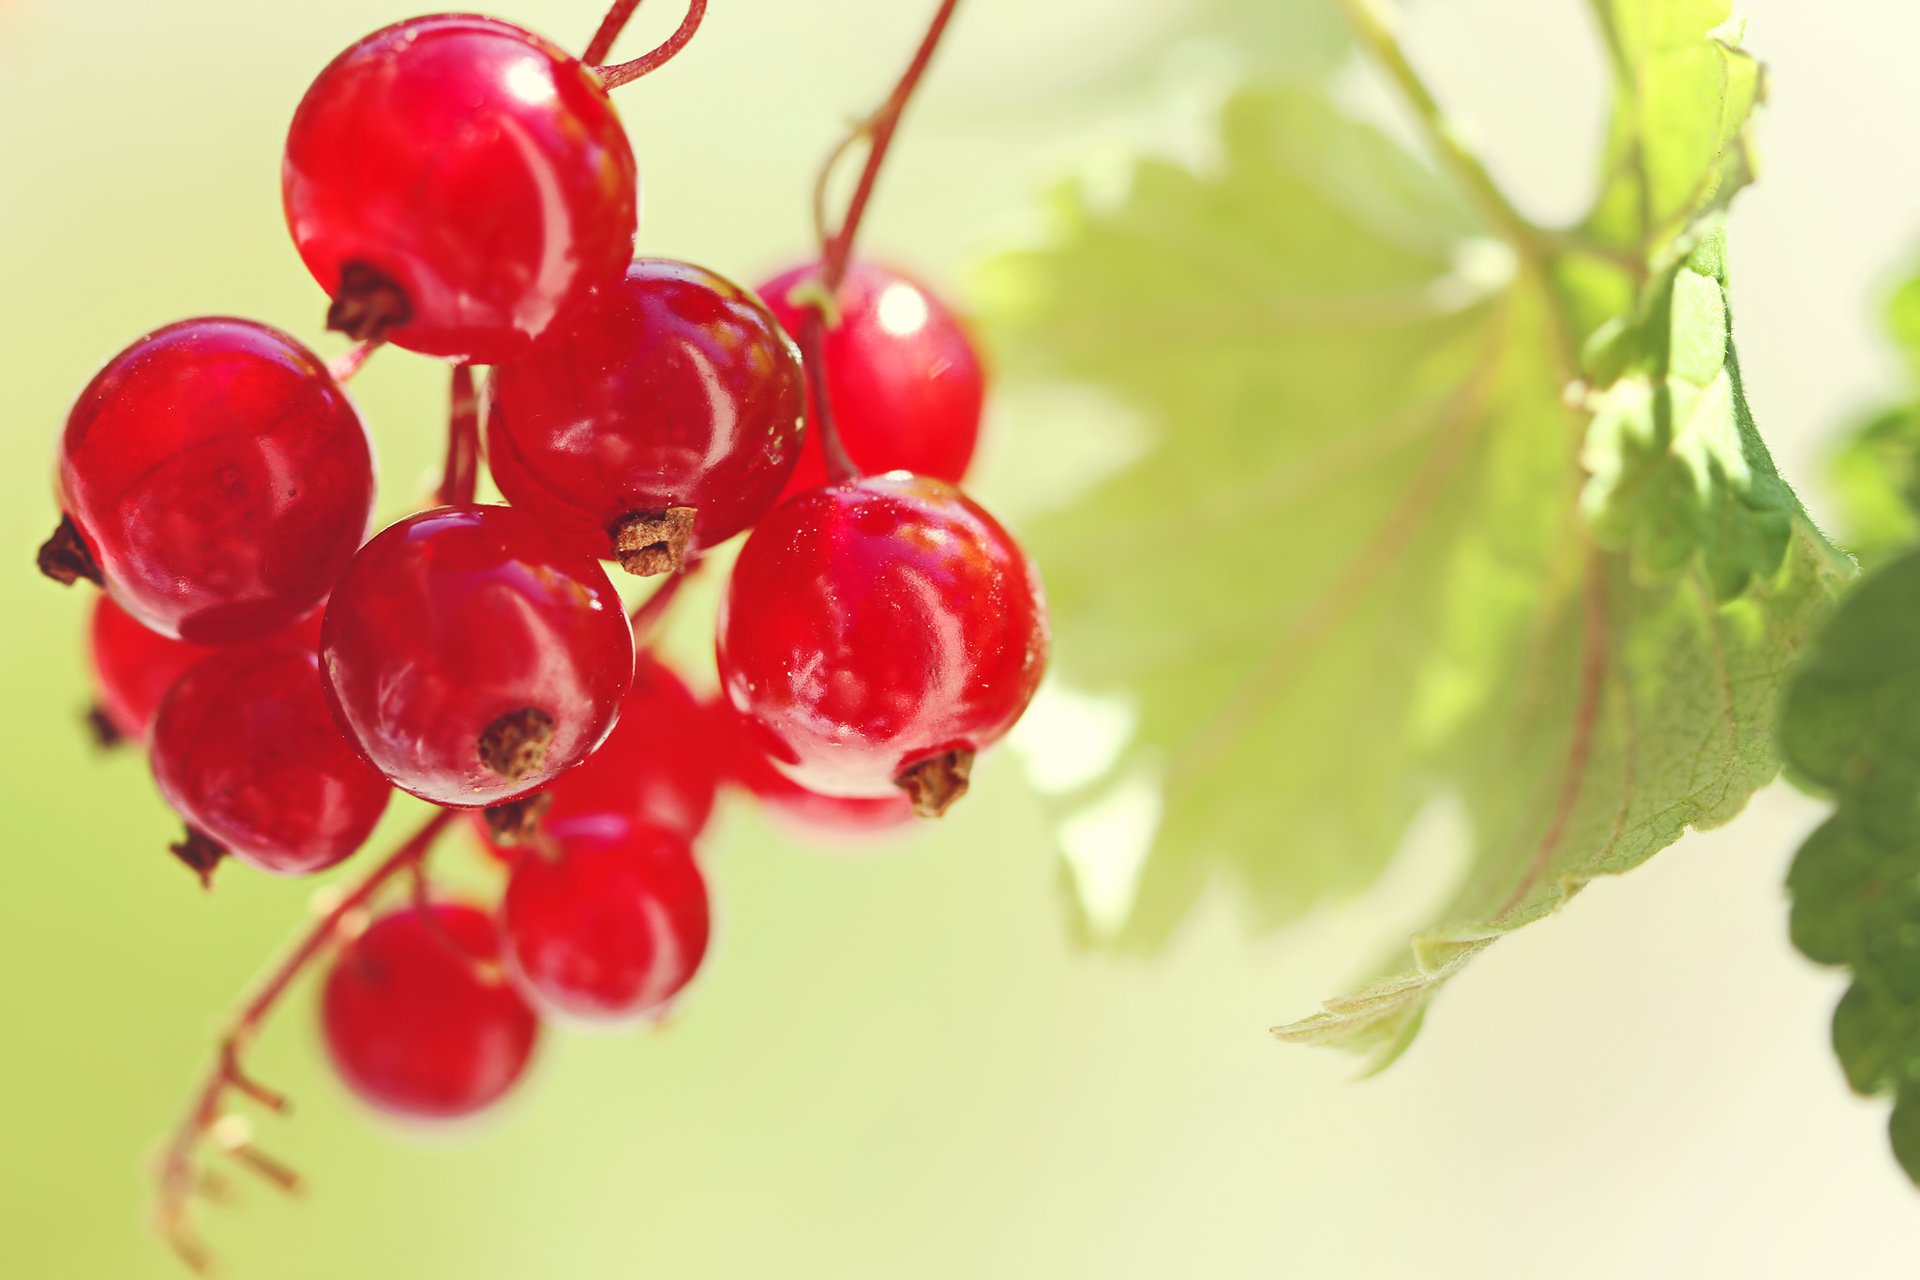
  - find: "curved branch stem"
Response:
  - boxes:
[798,0,966,482]
[153,810,458,1272]
[585,0,645,65]
[628,560,698,639]
[435,364,480,508]
[592,0,708,89]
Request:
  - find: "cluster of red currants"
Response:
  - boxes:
[41,12,1047,1125]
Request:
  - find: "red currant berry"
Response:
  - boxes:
[283,14,638,364]
[52,319,374,644]
[501,815,710,1024]
[759,261,983,496]
[88,596,218,743]
[321,505,634,808]
[484,653,721,854]
[486,259,805,574]
[322,903,540,1120]
[718,702,912,835]
[716,474,1048,816]
[150,642,390,876]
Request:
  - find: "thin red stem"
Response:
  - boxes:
[436,364,480,508]
[800,0,965,481]
[628,561,698,639]
[326,340,378,385]
[584,0,646,65]
[153,809,458,1271]
[592,0,707,89]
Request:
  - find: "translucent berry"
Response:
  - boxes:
[283,14,638,364]
[486,259,805,574]
[759,261,983,496]
[484,653,721,853]
[88,597,218,743]
[51,318,375,644]
[720,703,913,835]
[716,474,1048,817]
[501,815,710,1024]
[151,642,390,877]
[322,903,540,1120]
[321,505,634,808]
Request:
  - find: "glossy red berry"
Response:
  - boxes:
[88,596,218,743]
[151,642,390,876]
[283,14,638,364]
[759,261,983,495]
[322,903,540,1120]
[321,505,635,808]
[486,259,805,573]
[716,474,1048,816]
[485,654,721,855]
[719,702,913,835]
[53,318,375,644]
[501,816,710,1024]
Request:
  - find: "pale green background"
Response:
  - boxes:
[2,1,1918,1276]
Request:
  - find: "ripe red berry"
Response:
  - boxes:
[52,318,375,644]
[501,816,711,1024]
[486,258,805,574]
[88,596,219,743]
[320,505,635,808]
[759,261,983,495]
[322,903,540,1120]
[716,474,1048,816]
[151,642,390,876]
[283,14,638,364]
[485,653,722,854]
[718,701,912,835]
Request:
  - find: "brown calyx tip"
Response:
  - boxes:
[84,705,125,750]
[326,261,412,343]
[37,514,103,587]
[483,791,554,845]
[611,507,697,577]
[169,827,228,890]
[478,707,557,781]
[894,748,976,819]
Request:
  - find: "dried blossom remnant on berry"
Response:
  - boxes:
[478,707,557,781]
[36,514,103,587]
[484,792,554,844]
[84,706,124,750]
[326,262,413,344]
[611,506,697,576]
[895,748,974,818]
[169,828,228,890]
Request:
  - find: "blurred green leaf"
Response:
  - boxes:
[1782,545,1920,1184]
[1826,267,1920,568]
[982,0,1844,1064]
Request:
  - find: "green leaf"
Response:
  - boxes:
[981,2,1844,1064]
[1826,265,1920,568]
[1781,546,1920,1184]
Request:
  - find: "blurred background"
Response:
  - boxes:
[2,0,1918,1275]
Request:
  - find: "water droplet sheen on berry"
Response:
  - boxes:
[486,258,806,567]
[322,904,540,1120]
[56,318,375,644]
[759,260,983,496]
[320,505,635,808]
[151,642,391,876]
[716,473,1048,807]
[283,14,639,364]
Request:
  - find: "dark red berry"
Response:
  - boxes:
[716,474,1048,816]
[322,903,540,1120]
[54,318,374,644]
[501,816,710,1024]
[151,642,390,876]
[759,260,983,496]
[485,258,805,573]
[320,505,635,808]
[283,15,638,364]
[483,654,721,857]
[88,596,218,743]
[721,703,913,835]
